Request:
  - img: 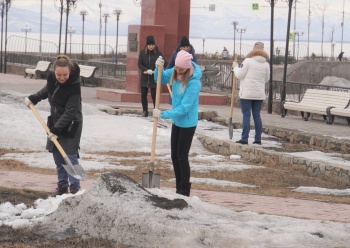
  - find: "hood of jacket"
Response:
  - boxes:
[245,49,269,62]
[191,61,202,80]
[51,63,81,88]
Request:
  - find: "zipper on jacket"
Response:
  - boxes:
[52,81,60,114]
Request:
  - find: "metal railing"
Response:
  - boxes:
[5,53,126,78]
[199,61,350,102]
[5,51,349,100]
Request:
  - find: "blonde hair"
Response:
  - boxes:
[169,68,192,86]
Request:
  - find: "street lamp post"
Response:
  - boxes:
[3,0,13,74]
[54,0,64,55]
[202,35,205,56]
[340,0,345,53]
[21,23,31,54]
[63,0,77,55]
[80,9,87,60]
[113,8,122,64]
[331,41,336,60]
[236,28,246,58]
[99,0,102,55]
[266,0,278,114]
[232,20,239,58]
[67,26,75,57]
[0,0,5,73]
[294,31,303,61]
[281,0,295,114]
[102,12,110,57]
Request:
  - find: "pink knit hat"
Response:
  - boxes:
[175,50,193,69]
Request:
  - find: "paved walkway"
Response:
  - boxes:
[1,73,350,223]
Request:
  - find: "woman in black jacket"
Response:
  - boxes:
[137,35,166,117]
[25,55,83,196]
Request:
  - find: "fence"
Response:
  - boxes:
[199,61,350,103]
[5,48,349,102]
[6,35,127,61]
[5,53,126,78]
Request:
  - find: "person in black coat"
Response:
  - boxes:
[24,55,83,196]
[137,35,166,117]
[166,36,197,104]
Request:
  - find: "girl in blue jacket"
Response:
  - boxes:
[153,50,202,196]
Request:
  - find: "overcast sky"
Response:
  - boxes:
[5,0,350,42]
[1,89,350,247]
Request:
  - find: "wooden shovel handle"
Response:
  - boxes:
[29,103,68,159]
[230,53,238,118]
[167,84,172,98]
[150,64,163,164]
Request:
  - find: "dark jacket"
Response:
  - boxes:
[138,45,166,88]
[166,44,197,69]
[28,63,83,153]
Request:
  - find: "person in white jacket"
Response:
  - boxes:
[233,42,270,145]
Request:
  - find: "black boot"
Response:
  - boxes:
[178,182,191,197]
[175,181,181,194]
[52,184,68,197]
[142,111,148,117]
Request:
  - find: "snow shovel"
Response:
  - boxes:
[142,64,163,188]
[228,53,238,140]
[28,103,86,180]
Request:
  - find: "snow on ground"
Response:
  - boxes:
[320,76,350,88]
[1,90,350,246]
[1,173,350,247]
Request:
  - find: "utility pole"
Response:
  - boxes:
[341,0,345,52]
[99,0,102,55]
[266,0,277,114]
[232,20,239,58]
[281,0,294,113]
[39,0,42,55]
[307,0,311,59]
[292,0,297,59]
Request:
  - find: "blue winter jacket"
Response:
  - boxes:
[154,62,202,127]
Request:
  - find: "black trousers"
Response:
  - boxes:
[171,124,196,192]
[141,87,156,112]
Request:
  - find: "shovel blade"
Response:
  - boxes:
[63,157,86,180]
[142,171,160,188]
[228,117,234,140]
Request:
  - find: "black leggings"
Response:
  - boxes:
[171,124,196,187]
[141,87,156,112]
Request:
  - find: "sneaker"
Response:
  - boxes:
[52,184,68,197]
[236,140,248,145]
[69,185,79,194]
[142,111,148,117]
[253,141,262,145]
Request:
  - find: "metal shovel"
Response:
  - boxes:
[228,53,238,139]
[142,64,163,188]
[29,103,86,180]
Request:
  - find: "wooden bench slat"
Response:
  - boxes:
[78,64,99,87]
[282,89,350,125]
[24,61,52,79]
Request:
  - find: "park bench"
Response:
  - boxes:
[78,64,99,86]
[282,88,350,124]
[24,61,52,79]
[326,106,350,125]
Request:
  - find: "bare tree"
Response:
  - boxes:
[315,0,328,57]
